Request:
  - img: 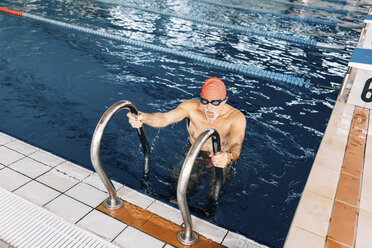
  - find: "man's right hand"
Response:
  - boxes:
[127,112,144,128]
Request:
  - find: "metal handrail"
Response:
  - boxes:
[176,128,221,245]
[90,100,150,210]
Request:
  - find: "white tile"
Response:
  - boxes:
[36,169,79,192]
[29,150,64,167]
[191,215,228,243]
[291,190,334,237]
[55,161,92,181]
[66,182,108,208]
[0,132,14,145]
[284,225,325,248]
[83,173,123,193]
[9,157,51,179]
[360,168,372,213]
[147,200,183,225]
[355,209,372,248]
[0,146,25,166]
[117,186,155,209]
[44,194,92,223]
[14,180,60,207]
[0,167,31,191]
[304,165,339,199]
[0,164,4,170]
[113,226,164,248]
[77,209,127,241]
[5,139,38,156]
[223,231,267,248]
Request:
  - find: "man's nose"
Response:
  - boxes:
[207,103,212,109]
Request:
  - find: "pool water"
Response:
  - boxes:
[0,0,369,247]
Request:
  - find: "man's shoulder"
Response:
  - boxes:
[226,104,245,118]
[178,99,199,109]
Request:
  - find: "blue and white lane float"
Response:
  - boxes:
[190,0,338,28]
[254,0,348,14]
[0,7,312,88]
[97,0,345,50]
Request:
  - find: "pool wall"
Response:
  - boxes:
[285,6,372,248]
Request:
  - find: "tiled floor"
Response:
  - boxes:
[0,131,265,248]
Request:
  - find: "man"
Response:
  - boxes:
[127,77,246,169]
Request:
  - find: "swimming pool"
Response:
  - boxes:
[0,0,368,246]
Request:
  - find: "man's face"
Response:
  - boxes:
[200,97,227,121]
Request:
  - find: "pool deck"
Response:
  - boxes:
[285,7,372,248]
[0,131,267,248]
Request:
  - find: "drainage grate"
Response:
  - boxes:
[0,187,118,248]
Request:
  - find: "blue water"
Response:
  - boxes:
[0,0,368,246]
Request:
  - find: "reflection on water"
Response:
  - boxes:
[0,0,369,247]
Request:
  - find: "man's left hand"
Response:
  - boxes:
[210,152,231,168]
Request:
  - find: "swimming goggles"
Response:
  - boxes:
[200,97,227,106]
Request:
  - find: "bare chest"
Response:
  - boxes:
[187,116,230,152]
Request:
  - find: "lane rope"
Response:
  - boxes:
[0,7,311,88]
[190,0,338,28]
[260,0,348,14]
[98,0,318,48]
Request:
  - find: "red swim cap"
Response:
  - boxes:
[201,77,227,100]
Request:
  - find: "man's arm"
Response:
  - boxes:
[211,111,246,168]
[228,112,246,162]
[127,101,192,128]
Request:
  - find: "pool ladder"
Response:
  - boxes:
[90,100,150,209]
[91,101,223,245]
[177,128,222,245]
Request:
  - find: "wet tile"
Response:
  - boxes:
[291,190,334,237]
[223,231,266,248]
[0,167,31,191]
[77,209,127,241]
[0,132,14,145]
[29,150,64,167]
[147,200,183,225]
[140,214,224,248]
[335,172,361,207]
[305,165,339,199]
[327,201,357,247]
[342,150,364,177]
[97,201,152,228]
[55,161,92,181]
[5,139,38,156]
[36,168,79,192]
[9,157,50,179]
[117,186,155,209]
[113,226,164,248]
[139,214,182,247]
[355,209,372,248]
[66,182,108,208]
[284,225,325,248]
[83,173,123,193]
[44,194,92,223]
[325,239,350,248]
[14,180,60,207]
[0,146,25,166]
[191,215,228,244]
